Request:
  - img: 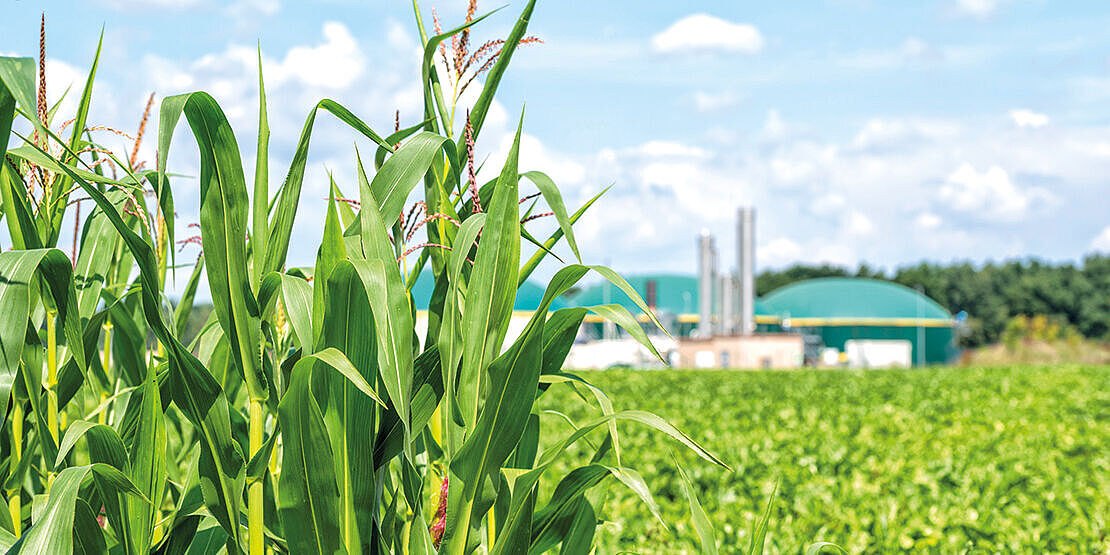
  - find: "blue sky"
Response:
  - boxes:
[3,0,1110,288]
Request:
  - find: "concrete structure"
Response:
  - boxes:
[676,334,803,368]
[761,277,956,366]
[737,207,756,335]
[697,232,717,338]
[566,275,782,339]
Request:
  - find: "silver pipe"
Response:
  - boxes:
[737,207,756,335]
[719,272,735,335]
[697,231,716,337]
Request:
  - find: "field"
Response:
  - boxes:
[537,365,1110,553]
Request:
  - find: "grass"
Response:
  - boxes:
[537,365,1110,553]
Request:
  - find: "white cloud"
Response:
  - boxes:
[760,237,802,266]
[634,140,709,159]
[651,14,764,55]
[938,163,1049,222]
[101,0,202,9]
[844,211,875,236]
[552,110,1110,275]
[761,109,787,140]
[226,0,280,19]
[915,212,942,230]
[955,0,1000,17]
[900,37,930,58]
[850,117,961,152]
[692,91,740,112]
[1009,108,1049,128]
[269,22,363,89]
[1092,226,1110,252]
[810,193,846,215]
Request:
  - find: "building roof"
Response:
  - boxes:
[760,277,952,326]
[562,273,777,319]
[408,271,567,312]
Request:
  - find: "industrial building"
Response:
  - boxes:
[561,206,957,369]
[760,278,956,366]
[409,204,957,369]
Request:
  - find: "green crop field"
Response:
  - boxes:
[537,365,1110,553]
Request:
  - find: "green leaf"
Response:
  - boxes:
[370,132,451,226]
[33,141,246,551]
[75,189,132,321]
[158,91,266,401]
[312,346,387,409]
[277,358,344,555]
[46,34,104,245]
[319,260,380,552]
[529,465,608,554]
[263,99,392,276]
[19,464,148,554]
[457,113,524,427]
[312,182,346,349]
[805,542,849,555]
[251,46,270,290]
[520,171,580,262]
[72,499,107,555]
[557,498,595,555]
[438,212,485,452]
[747,480,779,555]
[518,187,605,286]
[353,152,414,458]
[279,273,313,351]
[0,249,86,429]
[677,457,718,555]
[174,254,206,337]
[126,368,166,553]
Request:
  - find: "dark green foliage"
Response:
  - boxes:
[757,256,1110,346]
[539,366,1110,553]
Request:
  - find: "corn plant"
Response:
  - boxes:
[0,2,733,553]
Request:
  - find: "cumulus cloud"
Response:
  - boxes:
[1009,108,1049,128]
[268,22,364,89]
[651,14,764,55]
[915,212,942,230]
[692,90,740,112]
[850,117,961,152]
[938,163,1050,222]
[955,0,1000,17]
[760,237,803,267]
[1092,226,1110,252]
[810,193,847,216]
[844,211,875,236]
[556,107,1110,276]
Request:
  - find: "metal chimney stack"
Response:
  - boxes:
[697,231,717,338]
[737,207,756,335]
[719,272,735,334]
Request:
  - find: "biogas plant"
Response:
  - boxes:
[558,207,958,370]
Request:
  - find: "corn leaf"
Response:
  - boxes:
[458,114,523,428]
[277,357,343,555]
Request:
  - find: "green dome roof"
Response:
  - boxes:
[563,273,776,317]
[761,277,951,323]
[408,272,565,312]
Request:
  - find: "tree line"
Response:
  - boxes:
[756,255,1110,347]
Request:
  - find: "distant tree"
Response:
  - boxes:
[758,255,1110,347]
[756,264,850,296]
